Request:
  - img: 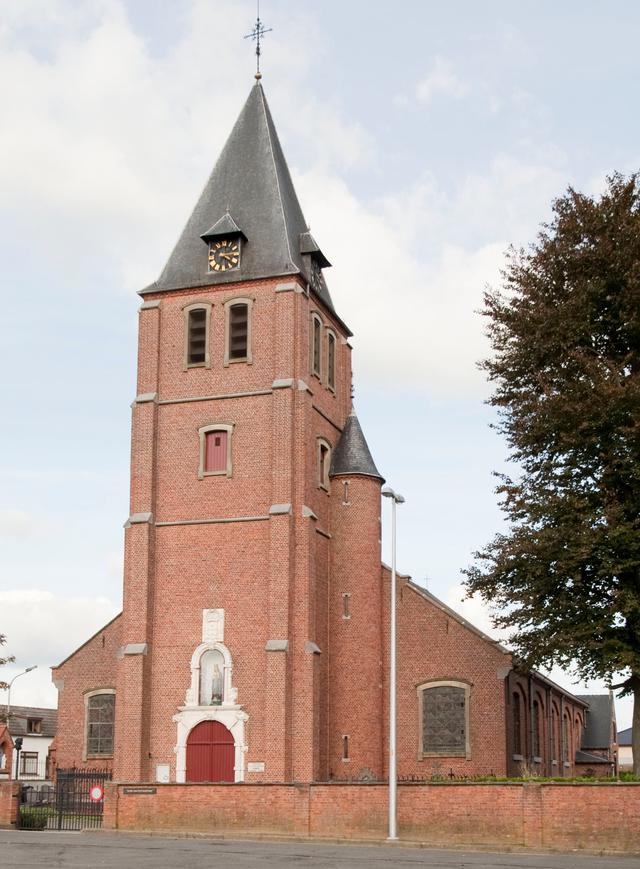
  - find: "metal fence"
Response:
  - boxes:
[18,767,112,831]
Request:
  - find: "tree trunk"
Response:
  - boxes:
[633,678,640,778]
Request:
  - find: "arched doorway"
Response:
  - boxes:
[186,720,235,782]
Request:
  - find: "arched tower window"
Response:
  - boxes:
[199,649,225,706]
[224,297,253,365]
[183,303,212,368]
[311,313,322,378]
[317,438,331,490]
[198,423,234,479]
[326,330,336,391]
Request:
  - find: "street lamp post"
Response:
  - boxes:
[382,485,404,842]
[5,665,37,782]
[5,666,38,723]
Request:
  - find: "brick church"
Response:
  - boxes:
[52,81,602,785]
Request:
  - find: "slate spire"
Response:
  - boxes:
[142,82,334,313]
[330,410,384,482]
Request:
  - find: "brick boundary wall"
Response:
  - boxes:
[0,781,19,829]
[104,781,640,852]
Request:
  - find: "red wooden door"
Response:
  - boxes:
[186,720,235,782]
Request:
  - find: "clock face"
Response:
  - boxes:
[310,258,324,292]
[208,239,240,272]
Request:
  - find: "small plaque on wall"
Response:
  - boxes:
[156,764,170,783]
[202,608,224,643]
[247,762,265,773]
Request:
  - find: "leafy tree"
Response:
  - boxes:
[465,174,640,775]
[0,634,15,724]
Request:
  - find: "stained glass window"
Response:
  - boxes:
[87,693,115,756]
[422,686,466,754]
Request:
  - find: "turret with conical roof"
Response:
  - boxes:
[330,410,384,482]
[328,408,385,779]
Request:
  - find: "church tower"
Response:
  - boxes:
[114,81,384,784]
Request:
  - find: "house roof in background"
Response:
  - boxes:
[618,727,632,746]
[7,706,57,739]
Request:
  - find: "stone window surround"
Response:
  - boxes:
[173,641,248,784]
[198,423,234,479]
[223,296,254,366]
[183,301,213,370]
[416,679,471,761]
[311,312,323,380]
[317,437,332,491]
[325,327,337,393]
[82,687,115,761]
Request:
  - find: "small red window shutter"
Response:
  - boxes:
[205,431,227,473]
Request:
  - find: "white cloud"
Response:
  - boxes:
[415,56,468,104]
[0,510,33,537]
[296,151,565,394]
[444,583,504,641]
[0,589,119,707]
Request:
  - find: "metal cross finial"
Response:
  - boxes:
[244,1,272,80]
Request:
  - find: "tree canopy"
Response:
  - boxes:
[464,173,640,773]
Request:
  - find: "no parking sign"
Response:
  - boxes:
[89,785,104,802]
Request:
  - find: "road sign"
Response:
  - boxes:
[89,785,104,802]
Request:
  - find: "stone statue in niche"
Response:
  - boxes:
[202,608,224,643]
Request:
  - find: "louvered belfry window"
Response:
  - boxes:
[188,308,207,364]
[229,303,248,360]
[327,332,336,390]
[312,316,321,376]
[422,686,466,754]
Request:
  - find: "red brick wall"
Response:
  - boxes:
[51,614,121,770]
[105,781,640,851]
[114,275,354,782]
[388,574,512,778]
[328,475,383,779]
[0,781,18,829]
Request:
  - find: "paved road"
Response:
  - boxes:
[0,831,638,869]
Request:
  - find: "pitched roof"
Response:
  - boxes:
[618,727,632,746]
[7,706,57,739]
[576,694,616,749]
[330,411,384,482]
[142,82,336,314]
[575,749,611,765]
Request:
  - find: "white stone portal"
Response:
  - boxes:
[173,636,247,783]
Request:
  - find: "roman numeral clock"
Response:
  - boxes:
[208,238,241,272]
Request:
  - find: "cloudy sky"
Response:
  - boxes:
[1,0,637,727]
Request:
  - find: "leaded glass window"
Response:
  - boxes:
[532,700,541,757]
[87,693,115,756]
[422,685,466,755]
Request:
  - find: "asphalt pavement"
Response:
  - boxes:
[0,831,638,869]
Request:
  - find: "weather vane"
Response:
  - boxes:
[244,1,272,80]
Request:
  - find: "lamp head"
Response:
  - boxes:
[382,486,405,504]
